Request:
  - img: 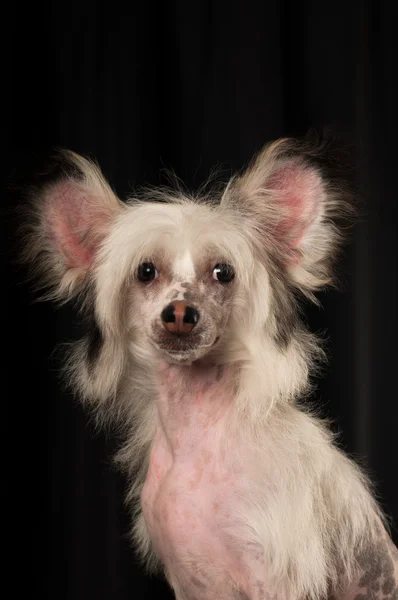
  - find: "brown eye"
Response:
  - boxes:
[137,262,158,282]
[212,263,235,283]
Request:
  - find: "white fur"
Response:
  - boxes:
[173,250,196,281]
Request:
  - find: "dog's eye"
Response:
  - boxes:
[212,263,235,283]
[137,262,158,282]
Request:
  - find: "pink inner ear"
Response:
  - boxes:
[267,163,322,253]
[45,181,109,270]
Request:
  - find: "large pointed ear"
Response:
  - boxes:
[223,134,354,298]
[21,150,125,300]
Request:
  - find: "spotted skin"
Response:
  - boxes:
[336,529,398,600]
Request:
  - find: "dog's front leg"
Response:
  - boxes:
[337,526,398,600]
[164,571,188,600]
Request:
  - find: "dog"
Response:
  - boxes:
[22,135,398,599]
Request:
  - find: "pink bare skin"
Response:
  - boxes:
[141,362,267,600]
[141,363,398,600]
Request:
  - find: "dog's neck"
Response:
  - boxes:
[152,361,237,455]
[130,331,312,437]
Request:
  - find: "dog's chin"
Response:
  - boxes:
[156,346,210,365]
[162,351,202,365]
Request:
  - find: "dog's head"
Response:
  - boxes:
[22,136,352,400]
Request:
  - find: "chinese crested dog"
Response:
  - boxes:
[22,135,398,599]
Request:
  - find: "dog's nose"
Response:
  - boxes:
[161,301,200,335]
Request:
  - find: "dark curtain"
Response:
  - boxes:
[4,2,397,599]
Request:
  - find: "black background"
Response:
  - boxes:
[4,2,397,599]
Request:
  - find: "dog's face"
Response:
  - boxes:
[23,137,351,398]
[94,199,260,364]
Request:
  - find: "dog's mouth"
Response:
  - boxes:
[152,335,220,362]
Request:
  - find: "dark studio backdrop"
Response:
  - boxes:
[4,2,398,599]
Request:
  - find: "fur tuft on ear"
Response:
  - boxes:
[21,150,125,301]
[223,132,355,299]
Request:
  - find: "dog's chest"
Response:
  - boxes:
[141,437,247,598]
[140,364,267,599]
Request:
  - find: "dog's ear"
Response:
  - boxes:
[21,151,125,301]
[223,134,354,298]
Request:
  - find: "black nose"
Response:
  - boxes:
[161,301,200,335]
